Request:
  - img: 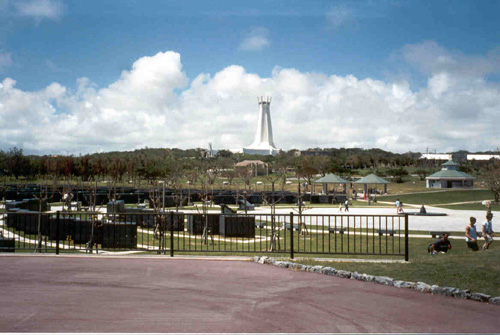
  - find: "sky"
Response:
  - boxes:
[0,0,499,155]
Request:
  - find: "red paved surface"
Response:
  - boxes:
[0,255,498,333]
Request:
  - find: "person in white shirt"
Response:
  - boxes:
[482,212,494,251]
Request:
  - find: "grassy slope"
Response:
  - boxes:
[439,203,500,212]
[297,237,500,296]
[378,189,494,205]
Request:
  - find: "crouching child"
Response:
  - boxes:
[428,233,452,254]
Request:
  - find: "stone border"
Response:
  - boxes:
[253,256,500,306]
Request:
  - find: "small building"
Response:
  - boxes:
[314,174,348,194]
[425,160,475,189]
[354,174,390,194]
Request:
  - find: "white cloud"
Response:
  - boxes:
[326,5,356,29]
[403,41,500,77]
[0,52,12,70]
[239,27,270,51]
[0,44,499,155]
[15,0,65,21]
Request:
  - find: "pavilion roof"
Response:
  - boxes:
[314,173,348,184]
[426,169,475,180]
[441,160,460,167]
[354,174,390,184]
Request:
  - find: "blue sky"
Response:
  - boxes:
[0,0,499,154]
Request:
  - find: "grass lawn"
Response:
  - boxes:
[438,203,500,212]
[378,189,495,205]
[296,236,500,297]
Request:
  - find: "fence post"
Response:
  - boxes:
[170,211,174,257]
[404,214,409,262]
[56,211,60,255]
[290,212,294,259]
[37,212,41,253]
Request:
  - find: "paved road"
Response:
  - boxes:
[0,255,498,333]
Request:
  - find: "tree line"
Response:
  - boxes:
[0,146,497,189]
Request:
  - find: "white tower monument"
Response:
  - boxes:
[243,96,279,155]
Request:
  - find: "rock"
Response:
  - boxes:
[393,280,404,287]
[374,276,394,286]
[275,261,290,268]
[443,287,460,297]
[310,266,324,273]
[336,270,352,278]
[415,282,432,293]
[431,285,445,295]
[321,267,337,275]
[288,263,302,270]
[470,293,491,302]
[253,256,260,262]
[489,297,500,305]
[258,256,268,264]
[264,257,275,265]
[431,285,459,296]
[350,272,362,280]
[304,265,313,272]
[453,289,471,300]
[359,274,375,282]
[393,281,415,289]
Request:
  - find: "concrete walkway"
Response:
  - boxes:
[255,206,493,232]
[0,256,498,333]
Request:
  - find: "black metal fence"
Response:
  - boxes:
[0,211,409,260]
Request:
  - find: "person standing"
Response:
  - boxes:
[395,199,400,214]
[465,217,479,251]
[398,201,404,213]
[482,212,494,250]
[344,199,349,212]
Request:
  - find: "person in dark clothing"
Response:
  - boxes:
[428,233,452,254]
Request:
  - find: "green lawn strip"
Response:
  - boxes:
[437,203,500,212]
[378,189,494,205]
[296,237,500,297]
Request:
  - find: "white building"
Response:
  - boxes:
[420,153,452,160]
[467,154,500,161]
[426,160,475,189]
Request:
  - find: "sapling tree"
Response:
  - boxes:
[85,180,102,253]
[34,178,56,253]
[263,163,286,252]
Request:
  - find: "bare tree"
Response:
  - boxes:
[483,159,500,203]
[195,160,219,245]
[34,178,56,253]
[148,184,167,252]
[222,170,238,186]
[237,166,253,190]
[263,164,286,252]
[85,180,102,253]
[293,174,311,235]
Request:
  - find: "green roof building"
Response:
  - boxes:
[425,160,475,189]
[314,174,349,194]
[354,174,390,194]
